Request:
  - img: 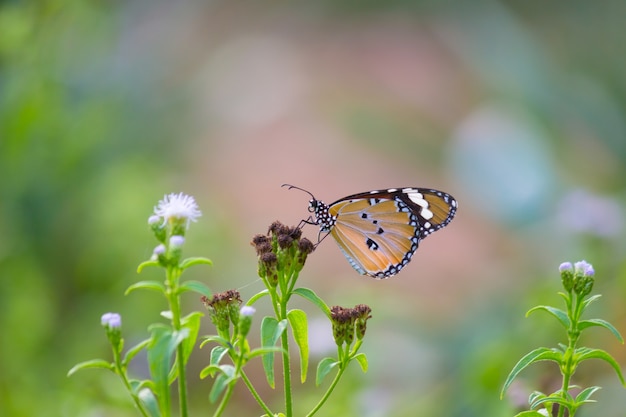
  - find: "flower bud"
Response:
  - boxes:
[238,306,256,338]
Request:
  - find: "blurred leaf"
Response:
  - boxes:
[209,365,235,403]
[247,289,270,306]
[67,359,113,376]
[575,385,601,403]
[179,257,213,270]
[137,260,161,273]
[147,324,188,410]
[177,280,212,298]
[123,339,151,366]
[125,281,166,296]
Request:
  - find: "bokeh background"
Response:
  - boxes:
[1,1,626,416]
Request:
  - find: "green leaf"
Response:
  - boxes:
[199,335,230,349]
[575,386,601,403]
[180,312,203,365]
[125,280,166,296]
[177,280,212,298]
[316,357,339,386]
[210,346,229,367]
[209,365,236,403]
[581,294,602,309]
[137,260,160,273]
[247,289,270,306]
[292,287,331,318]
[146,324,188,408]
[513,411,550,417]
[578,318,624,343]
[137,387,161,417]
[352,352,368,373]
[123,339,151,366]
[67,359,113,376]
[179,256,213,270]
[248,346,286,359]
[287,309,309,383]
[526,305,570,329]
[574,348,626,385]
[199,364,222,380]
[260,317,287,388]
[501,347,563,398]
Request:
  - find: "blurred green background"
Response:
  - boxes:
[1,1,625,416]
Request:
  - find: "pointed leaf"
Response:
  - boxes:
[199,335,230,349]
[260,317,288,388]
[247,289,270,306]
[526,305,570,329]
[210,346,229,366]
[316,357,339,386]
[501,347,562,398]
[287,309,309,383]
[146,324,187,406]
[575,386,601,403]
[180,312,203,365]
[513,412,549,417]
[137,260,160,273]
[353,352,368,373]
[581,294,602,309]
[122,339,151,366]
[578,318,624,343]
[209,365,236,403]
[125,280,166,296]
[179,256,212,270]
[67,359,113,376]
[292,287,331,318]
[137,387,161,417]
[177,280,212,298]
[574,348,625,385]
[248,346,286,359]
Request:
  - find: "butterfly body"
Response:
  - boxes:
[299,187,457,279]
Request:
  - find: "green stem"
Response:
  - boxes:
[306,363,347,417]
[113,348,151,417]
[280,300,293,417]
[212,381,235,417]
[240,371,274,416]
[167,266,188,417]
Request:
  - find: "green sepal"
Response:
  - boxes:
[67,359,114,376]
[578,318,624,343]
[501,347,563,398]
[179,256,213,270]
[574,347,626,385]
[292,287,331,318]
[123,339,151,366]
[526,305,570,329]
[137,260,160,273]
[177,280,212,298]
[316,357,339,386]
[287,309,309,383]
[260,317,288,388]
[125,280,166,296]
[352,352,368,373]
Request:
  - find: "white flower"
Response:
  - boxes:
[153,193,201,228]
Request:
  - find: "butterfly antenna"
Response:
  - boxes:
[281,184,316,200]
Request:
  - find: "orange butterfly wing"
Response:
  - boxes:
[326,188,456,278]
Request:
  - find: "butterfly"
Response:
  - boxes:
[284,184,457,279]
